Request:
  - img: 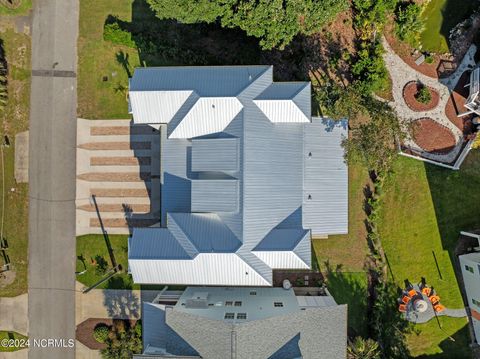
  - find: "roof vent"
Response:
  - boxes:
[308,194,312,200]
[308,152,312,158]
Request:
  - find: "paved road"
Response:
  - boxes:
[28,1,78,358]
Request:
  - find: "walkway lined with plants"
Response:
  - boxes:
[382,37,477,163]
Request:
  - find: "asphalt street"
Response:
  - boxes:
[28,1,78,358]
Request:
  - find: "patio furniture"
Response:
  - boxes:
[433,303,446,313]
[402,296,411,304]
[408,289,417,298]
[404,279,414,291]
[415,54,426,66]
[399,304,407,313]
[419,277,427,290]
[421,287,432,297]
[429,295,440,305]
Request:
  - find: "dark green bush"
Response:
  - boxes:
[93,324,110,343]
[104,22,136,48]
[395,2,422,46]
[415,85,432,104]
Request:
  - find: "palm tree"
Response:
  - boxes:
[347,337,381,359]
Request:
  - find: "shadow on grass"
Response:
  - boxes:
[424,155,480,293]
[423,155,480,355]
[324,261,368,338]
[415,322,472,359]
[439,0,477,51]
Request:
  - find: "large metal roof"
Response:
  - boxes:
[128,66,348,286]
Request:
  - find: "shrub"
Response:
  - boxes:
[104,22,136,48]
[395,2,422,46]
[415,85,431,104]
[425,55,434,64]
[94,255,109,276]
[134,322,142,338]
[93,324,110,343]
[351,41,389,96]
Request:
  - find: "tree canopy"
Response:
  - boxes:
[146,0,349,49]
[342,95,403,175]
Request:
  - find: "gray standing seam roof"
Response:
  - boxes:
[128,66,349,286]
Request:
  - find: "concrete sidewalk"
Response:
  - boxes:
[0,294,28,334]
[75,341,101,359]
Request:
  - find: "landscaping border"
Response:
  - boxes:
[399,137,474,170]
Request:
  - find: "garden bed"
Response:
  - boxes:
[411,118,456,154]
[445,70,474,135]
[384,22,442,79]
[403,82,440,112]
[75,318,138,350]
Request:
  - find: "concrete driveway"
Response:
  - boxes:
[0,294,28,334]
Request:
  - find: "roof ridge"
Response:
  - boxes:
[167,213,200,257]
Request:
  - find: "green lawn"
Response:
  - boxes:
[313,163,370,337]
[420,0,476,53]
[78,0,262,119]
[408,317,471,358]
[0,331,28,352]
[325,271,368,338]
[0,30,30,297]
[0,0,32,16]
[378,153,480,357]
[76,234,136,289]
[313,163,370,272]
[78,0,140,119]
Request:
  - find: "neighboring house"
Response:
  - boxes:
[462,65,480,117]
[134,286,347,359]
[127,66,348,286]
[459,236,480,343]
